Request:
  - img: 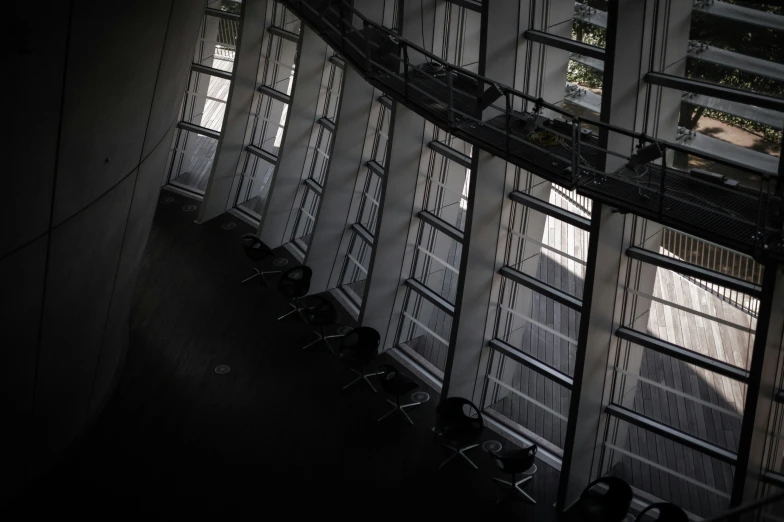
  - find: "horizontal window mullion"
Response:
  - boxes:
[626,246,762,298]
[303,177,323,196]
[268,25,299,43]
[500,265,582,311]
[499,304,578,345]
[509,190,592,231]
[329,55,345,68]
[417,245,459,275]
[605,403,737,465]
[351,222,374,246]
[615,327,750,383]
[405,278,455,315]
[418,210,464,242]
[763,471,784,489]
[489,338,573,389]
[624,286,754,334]
[378,95,393,109]
[366,160,385,177]
[258,84,291,104]
[428,140,472,169]
[191,62,233,81]
[177,121,221,140]
[346,253,368,274]
[524,29,605,61]
[318,117,336,133]
[246,144,278,164]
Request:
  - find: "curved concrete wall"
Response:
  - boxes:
[4,0,204,490]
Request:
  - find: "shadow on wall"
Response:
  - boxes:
[4,0,205,497]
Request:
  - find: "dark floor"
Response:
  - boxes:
[16,191,561,520]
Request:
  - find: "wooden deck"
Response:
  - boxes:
[395,179,753,517]
[169,58,233,193]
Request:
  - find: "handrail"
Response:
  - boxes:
[280,0,783,261]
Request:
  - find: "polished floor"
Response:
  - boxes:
[17,190,561,519]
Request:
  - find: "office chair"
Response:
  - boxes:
[338,327,382,392]
[562,476,633,522]
[377,364,421,425]
[491,443,538,504]
[277,265,313,321]
[239,234,280,286]
[300,295,343,353]
[634,502,688,522]
[434,397,483,470]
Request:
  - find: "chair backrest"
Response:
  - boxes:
[339,327,380,364]
[634,502,689,522]
[278,265,312,298]
[435,397,483,443]
[240,233,273,261]
[493,444,538,474]
[580,477,634,522]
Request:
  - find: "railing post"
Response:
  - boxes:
[363,21,372,73]
[575,117,583,185]
[446,65,454,127]
[572,118,579,187]
[658,144,667,219]
[505,91,512,156]
[402,44,409,100]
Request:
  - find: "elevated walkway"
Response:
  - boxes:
[281,0,782,262]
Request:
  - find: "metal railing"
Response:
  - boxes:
[216,18,239,61]
[661,227,764,316]
[280,0,782,261]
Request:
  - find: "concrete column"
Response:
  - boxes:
[258,25,329,247]
[307,65,376,292]
[198,0,269,223]
[4,0,203,494]
[442,149,507,401]
[557,203,627,508]
[361,103,427,347]
[735,265,784,504]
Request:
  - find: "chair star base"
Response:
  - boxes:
[438,443,480,470]
[493,474,536,504]
[342,368,382,392]
[241,268,281,287]
[377,399,421,425]
[301,330,344,353]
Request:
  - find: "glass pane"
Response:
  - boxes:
[338,233,371,306]
[193,14,239,73]
[486,351,571,452]
[411,222,462,302]
[602,416,734,518]
[496,279,579,377]
[252,97,288,155]
[357,168,383,232]
[291,187,320,246]
[397,288,452,374]
[611,342,746,453]
[167,129,217,193]
[182,70,230,132]
[236,155,275,218]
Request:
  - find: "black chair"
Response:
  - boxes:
[377,364,421,425]
[434,397,483,470]
[338,327,382,392]
[240,234,280,286]
[491,443,538,504]
[277,265,312,321]
[563,477,633,522]
[300,295,343,353]
[634,502,688,522]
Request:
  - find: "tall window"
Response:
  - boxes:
[166,2,241,194]
[599,219,760,518]
[393,125,471,379]
[234,2,300,219]
[483,171,592,456]
[334,95,392,309]
[288,52,345,255]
